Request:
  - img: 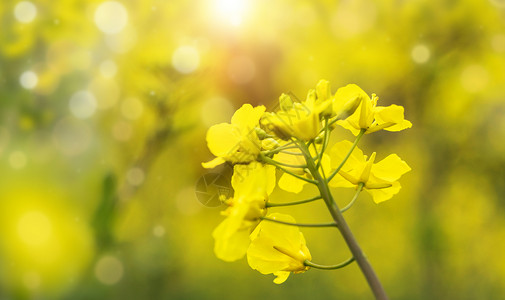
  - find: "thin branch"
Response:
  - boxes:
[260,217,337,228]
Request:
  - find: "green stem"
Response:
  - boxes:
[260,154,316,185]
[260,217,337,228]
[300,142,389,300]
[266,195,322,207]
[264,158,306,168]
[327,129,366,182]
[280,150,304,156]
[304,257,355,270]
[341,183,364,213]
[261,142,297,156]
[316,117,330,170]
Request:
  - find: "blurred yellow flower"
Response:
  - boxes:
[329,140,411,203]
[247,213,311,284]
[335,84,412,135]
[203,104,266,168]
[213,162,276,261]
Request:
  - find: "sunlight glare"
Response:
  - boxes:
[215,0,247,26]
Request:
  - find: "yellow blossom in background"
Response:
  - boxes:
[247,213,311,284]
[335,84,412,135]
[213,162,276,262]
[329,140,411,203]
[203,104,266,168]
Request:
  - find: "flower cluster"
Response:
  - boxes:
[202,80,411,285]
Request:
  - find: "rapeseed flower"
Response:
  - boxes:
[335,84,412,135]
[329,140,411,203]
[203,104,265,168]
[247,213,311,284]
[213,162,276,261]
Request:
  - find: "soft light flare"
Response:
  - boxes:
[215,0,248,26]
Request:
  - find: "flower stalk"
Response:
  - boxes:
[300,141,389,300]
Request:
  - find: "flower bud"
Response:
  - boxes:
[279,93,293,111]
[316,79,331,101]
[261,138,280,150]
[336,94,361,119]
[255,127,267,139]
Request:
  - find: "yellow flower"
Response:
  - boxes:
[213,162,276,262]
[329,140,411,203]
[247,213,311,284]
[203,104,266,168]
[316,79,361,119]
[335,84,412,135]
[262,89,331,141]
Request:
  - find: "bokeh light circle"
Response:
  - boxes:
[99,60,118,78]
[94,256,124,285]
[69,91,97,119]
[19,71,38,89]
[172,46,200,74]
[94,1,129,34]
[14,1,37,23]
[411,44,430,64]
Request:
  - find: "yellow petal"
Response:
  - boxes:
[385,119,412,132]
[201,157,226,169]
[359,152,376,183]
[334,84,370,107]
[278,173,306,193]
[316,79,331,101]
[335,119,361,135]
[328,173,356,188]
[374,105,412,132]
[321,153,332,175]
[291,111,321,141]
[366,181,401,203]
[273,271,290,284]
[232,162,277,197]
[330,140,365,171]
[231,104,266,129]
[372,154,411,182]
[206,123,241,157]
[274,149,305,175]
[358,97,374,129]
[213,217,251,262]
[247,213,311,281]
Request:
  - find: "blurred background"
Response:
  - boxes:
[1,0,505,299]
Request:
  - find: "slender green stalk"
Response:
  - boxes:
[260,154,316,184]
[304,257,355,270]
[261,142,297,156]
[280,150,304,155]
[261,156,306,168]
[300,141,389,300]
[260,217,337,228]
[327,129,366,182]
[266,195,322,207]
[316,117,330,170]
[341,183,364,213]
